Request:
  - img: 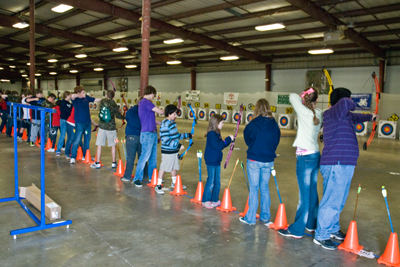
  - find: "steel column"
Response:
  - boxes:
[191,69,196,91]
[379,60,385,93]
[29,0,35,92]
[140,0,151,95]
[265,64,272,91]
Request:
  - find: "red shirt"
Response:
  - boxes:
[0,99,7,110]
[52,106,61,127]
[67,107,75,124]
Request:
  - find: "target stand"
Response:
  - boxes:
[220,110,231,123]
[187,107,197,120]
[245,111,253,124]
[93,102,98,111]
[89,102,93,110]
[231,110,243,124]
[177,107,186,119]
[208,109,219,119]
[158,106,165,117]
[198,108,208,121]
[278,114,293,129]
[355,122,368,136]
[378,120,397,139]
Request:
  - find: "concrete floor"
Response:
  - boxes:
[0,119,400,267]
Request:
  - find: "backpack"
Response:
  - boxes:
[99,105,111,123]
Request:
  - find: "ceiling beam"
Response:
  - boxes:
[48,0,272,63]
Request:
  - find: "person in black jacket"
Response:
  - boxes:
[55,91,72,156]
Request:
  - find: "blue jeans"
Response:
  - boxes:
[288,152,320,236]
[56,119,67,153]
[49,126,60,149]
[71,122,91,159]
[244,160,274,224]
[314,164,355,240]
[134,132,157,182]
[123,135,148,180]
[0,110,8,132]
[202,165,221,203]
[65,123,82,157]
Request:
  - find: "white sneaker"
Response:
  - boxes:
[61,147,65,151]
[70,158,76,164]
[81,157,85,161]
[111,162,117,168]
[90,162,101,169]
[155,185,164,195]
[47,148,55,152]
[66,156,70,159]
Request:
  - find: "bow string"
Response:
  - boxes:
[224,104,243,169]
[178,103,196,160]
[363,72,380,150]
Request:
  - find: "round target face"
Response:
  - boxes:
[199,110,205,118]
[247,114,253,122]
[280,117,288,126]
[177,109,182,116]
[89,103,93,109]
[210,111,216,117]
[93,103,97,109]
[381,124,394,136]
[190,111,194,117]
[221,112,227,120]
[354,123,365,133]
[233,113,240,122]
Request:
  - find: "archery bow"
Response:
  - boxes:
[363,72,380,150]
[178,103,196,160]
[117,92,128,129]
[224,104,243,169]
[322,67,334,107]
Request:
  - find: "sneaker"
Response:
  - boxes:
[111,162,117,168]
[264,221,273,227]
[306,227,316,233]
[81,157,85,161]
[90,162,101,169]
[211,200,221,207]
[30,142,35,147]
[313,238,338,250]
[202,201,214,209]
[61,147,65,151]
[47,148,55,152]
[171,183,187,190]
[66,156,70,160]
[17,137,22,142]
[121,177,130,182]
[70,158,76,164]
[239,217,255,226]
[155,185,164,195]
[278,229,302,239]
[133,180,142,187]
[56,152,61,156]
[330,230,346,240]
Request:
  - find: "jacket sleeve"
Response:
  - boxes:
[110,101,125,120]
[290,93,310,116]
[243,123,252,146]
[331,98,355,122]
[352,113,372,124]
[208,132,232,150]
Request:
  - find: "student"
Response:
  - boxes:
[5,91,20,137]
[0,91,9,133]
[70,86,101,164]
[313,88,376,250]
[55,91,72,156]
[278,88,322,239]
[64,107,82,160]
[154,104,192,194]
[90,90,125,169]
[239,98,281,225]
[26,89,47,146]
[132,85,164,187]
[48,100,61,152]
[202,114,233,209]
[18,90,33,142]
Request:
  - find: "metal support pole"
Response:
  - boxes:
[40,110,45,226]
[76,74,80,86]
[379,59,385,93]
[191,69,196,91]
[140,0,151,95]
[29,0,35,92]
[265,64,272,91]
[13,105,19,200]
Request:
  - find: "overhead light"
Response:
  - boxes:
[12,22,29,29]
[0,67,3,70]
[51,4,73,13]
[35,73,41,76]
[75,54,87,58]
[220,55,239,61]
[49,72,57,75]
[21,74,28,77]
[255,23,285,31]
[163,38,184,44]
[167,60,181,65]
[9,66,16,68]
[70,70,78,73]
[94,67,103,71]
[308,49,334,55]
[125,64,137,69]
[48,58,58,63]
[113,47,128,52]
[1,79,10,82]
[27,63,30,65]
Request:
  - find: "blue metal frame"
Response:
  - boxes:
[0,102,72,238]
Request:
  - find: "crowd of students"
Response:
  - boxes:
[0,84,376,251]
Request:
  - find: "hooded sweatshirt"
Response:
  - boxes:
[244,116,281,163]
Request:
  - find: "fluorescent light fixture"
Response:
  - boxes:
[308,49,334,55]
[0,67,3,70]
[220,55,239,61]
[167,60,181,65]
[94,67,103,71]
[255,23,285,31]
[26,63,30,65]
[125,64,137,69]
[70,70,78,73]
[21,74,28,77]
[75,54,87,58]
[9,66,16,68]
[113,47,128,52]
[51,4,73,13]
[163,38,184,44]
[49,72,57,75]
[35,73,41,76]
[12,22,29,29]
[1,79,10,82]
[48,58,58,63]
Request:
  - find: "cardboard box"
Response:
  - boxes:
[19,184,61,220]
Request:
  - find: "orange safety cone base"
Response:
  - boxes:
[269,203,288,230]
[21,130,28,141]
[190,181,203,204]
[239,197,260,218]
[338,221,363,254]
[113,159,125,177]
[76,147,83,161]
[147,169,159,188]
[35,139,40,147]
[378,232,400,267]
[11,127,14,137]
[216,188,236,212]
[1,127,5,133]
[169,175,187,196]
[44,138,52,150]
[83,150,94,164]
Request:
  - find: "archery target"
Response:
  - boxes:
[245,111,253,124]
[209,109,219,118]
[220,110,231,123]
[93,103,98,110]
[117,103,121,110]
[89,102,93,110]
[198,108,208,121]
[176,107,185,119]
[232,110,243,124]
[187,108,197,119]
[355,122,368,136]
[158,106,165,117]
[278,114,293,129]
[123,104,127,111]
[294,116,298,130]
[378,120,397,139]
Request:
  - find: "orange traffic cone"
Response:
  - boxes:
[239,196,260,218]
[269,203,288,230]
[1,127,5,133]
[378,232,400,267]
[147,169,159,188]
[76,146,83,161]
[190,181,203,204]
[338,221,364,253]
[170,175,187,196]
[21,130,28,141]
[113,159,124,177]
[44,138,52,150]
[11,127,14,137]
[83,150,94,164]
[35,138,40,147]
[94,154,104,166]
[216,188,236,212]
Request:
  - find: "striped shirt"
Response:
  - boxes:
[160,119,190,154]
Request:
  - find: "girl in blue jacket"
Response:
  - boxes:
[202,114,233,209]
[240,99,281,225]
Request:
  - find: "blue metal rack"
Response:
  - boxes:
[0,102,72,239]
